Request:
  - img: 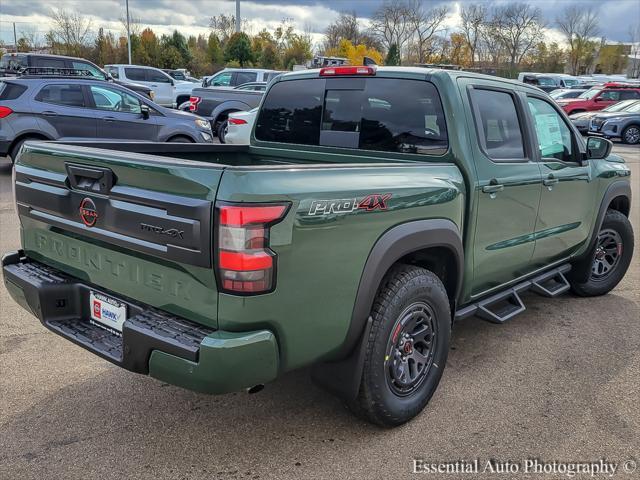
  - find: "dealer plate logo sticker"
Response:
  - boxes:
[89,291,127,333]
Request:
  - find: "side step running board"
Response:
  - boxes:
[455,264,571,324]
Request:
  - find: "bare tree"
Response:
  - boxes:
[324,11,359,51]
[370,0,414,62]
[491,3,545,72]
[460,3,487,67]
[407,1,448,63]
[557,6,599,75]
[209,14,238,43]
[120,14,142,38]
[47,8,93,57]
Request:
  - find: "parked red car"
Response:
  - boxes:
[556,83,640,115]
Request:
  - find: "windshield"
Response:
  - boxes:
[579,88,601,99]
[562,79,580,87]
[0,54,27,71]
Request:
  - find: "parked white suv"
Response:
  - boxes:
[105,64,197,108]
[202,68,281,88]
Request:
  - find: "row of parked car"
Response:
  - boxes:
[1,51,639,163]
[548,82,640,144]
[0,52,288,160]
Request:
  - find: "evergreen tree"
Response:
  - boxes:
[385,44,400,66]
[224,32,253,67]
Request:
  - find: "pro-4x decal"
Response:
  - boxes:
[308,194,391,216]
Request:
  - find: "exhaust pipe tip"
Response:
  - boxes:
[246,384,264,394]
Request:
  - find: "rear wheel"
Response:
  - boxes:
[570,209,634,296]
[622,125,640,145]
[349,265,451,427]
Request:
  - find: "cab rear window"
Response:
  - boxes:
[255,77,448,155]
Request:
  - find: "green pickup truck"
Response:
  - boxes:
[3,66,633,426]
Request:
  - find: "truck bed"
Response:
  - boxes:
[46,140,433,167]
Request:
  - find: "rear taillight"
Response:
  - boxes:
[319,66,376,77]
[189,96,201,112]
[0,106,13,118]
[216,203,289,294]
[228,117,247,125]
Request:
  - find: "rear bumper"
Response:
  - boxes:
[2,251,279,394]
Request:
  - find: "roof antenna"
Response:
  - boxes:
[363,56,377,67]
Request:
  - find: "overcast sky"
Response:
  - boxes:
[1,0,638,49]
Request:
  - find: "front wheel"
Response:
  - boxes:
[217,120,228,144]
[622,125,640,145]
[570,209,634,297]
[349,265,451,427]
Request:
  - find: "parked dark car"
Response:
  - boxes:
[569,99,639,133]
[189,84,267,140]
[0,53,154,100]
[0,75,213,162]
[588,100,640,144]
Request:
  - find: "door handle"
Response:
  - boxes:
[482,183,504,194]
[104,117,116,122]
[42,111,58,116]
[151,84,158,87]
[543,175,559,187]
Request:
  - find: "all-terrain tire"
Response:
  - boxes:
[570,209,634,297]
[349,265,451,427]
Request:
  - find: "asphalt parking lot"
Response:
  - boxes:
[0,143,638,480]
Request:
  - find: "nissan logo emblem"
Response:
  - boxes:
[79,198,98,227]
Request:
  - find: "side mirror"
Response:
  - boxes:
[140,104,150,119]
[586,136,612,159]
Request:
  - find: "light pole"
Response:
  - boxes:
[126,0,132,64]
[235,0,240,33]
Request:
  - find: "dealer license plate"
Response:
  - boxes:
[89,291,127,332]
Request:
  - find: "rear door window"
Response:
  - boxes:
[234,71,257,85]
[33,57,66,69]
[470,88,525,160]
[35,84,86,107]
[620,90,640,100]
[0,82,27,100]
[124,67,146,82]
[146,69,172,83]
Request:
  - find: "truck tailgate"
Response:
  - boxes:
[13,142,223,328]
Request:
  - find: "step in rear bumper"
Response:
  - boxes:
[2,251,279,393]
